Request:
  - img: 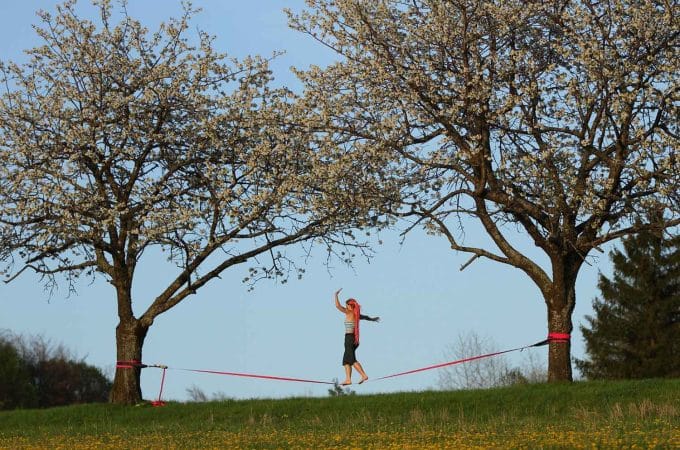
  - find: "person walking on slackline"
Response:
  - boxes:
[334,288,380,385]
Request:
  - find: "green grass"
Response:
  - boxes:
[1,378,678,449]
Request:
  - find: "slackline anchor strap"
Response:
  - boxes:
[116,361,169,407]
[532,332,572,347]
[116,360,147,369]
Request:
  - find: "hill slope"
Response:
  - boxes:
[1,379,678,448]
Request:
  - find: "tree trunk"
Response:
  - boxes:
[546,257,579,382]
[109,318,149,404]
[547,302,573,381]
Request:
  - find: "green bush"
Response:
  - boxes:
[0,331,110,409]
[0,339,37,410]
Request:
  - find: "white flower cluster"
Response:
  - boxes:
[0,1,385,321]
[289,0,679,288]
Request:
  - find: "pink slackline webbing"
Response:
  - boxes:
[115,333,570,405]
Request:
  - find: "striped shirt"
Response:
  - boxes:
[344,320,355,333]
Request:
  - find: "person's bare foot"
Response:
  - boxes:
[359,377,368,384]
[341,380,352,386]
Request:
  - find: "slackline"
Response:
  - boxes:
[116,333,570,406]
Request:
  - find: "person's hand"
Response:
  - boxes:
[335,288,342,296]
[375,317,381,323]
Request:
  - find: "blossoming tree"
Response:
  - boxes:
[290,0,679,381]
[0,0,385,404]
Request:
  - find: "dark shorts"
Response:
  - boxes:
[342,333,359,365]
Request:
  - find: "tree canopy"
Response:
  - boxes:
[0,0,385,404]
[290,0,679,380]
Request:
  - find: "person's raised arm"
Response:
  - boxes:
[334,288,347,313]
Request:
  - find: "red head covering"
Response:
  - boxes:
[347,298,360,345]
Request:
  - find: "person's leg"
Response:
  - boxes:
[353,361,368,383]
[342,334,356,384]
[342,364,352,385]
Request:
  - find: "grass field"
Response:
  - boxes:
[1,378,678,449]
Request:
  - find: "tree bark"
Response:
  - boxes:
[547,303,574,381]
[109,318,149,404]
[546,256,579,382]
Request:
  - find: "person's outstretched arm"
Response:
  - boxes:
[360,314,380,322]
[334,289,347,313]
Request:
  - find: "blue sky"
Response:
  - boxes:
[0,1,611,401]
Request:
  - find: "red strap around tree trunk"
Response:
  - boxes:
[547,332,571,342]
[116,360,147,369]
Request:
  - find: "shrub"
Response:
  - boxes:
[0,331,111,409]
